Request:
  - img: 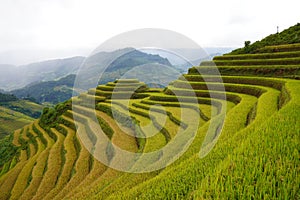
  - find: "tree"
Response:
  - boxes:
[244,41,251,48]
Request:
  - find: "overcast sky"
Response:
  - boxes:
[0,0,299,65]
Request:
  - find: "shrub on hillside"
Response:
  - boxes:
[40,100,72,128]
[0,135,19,169]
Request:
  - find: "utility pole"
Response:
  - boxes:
[277,26,279,34]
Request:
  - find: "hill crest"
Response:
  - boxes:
[229,23,300,54]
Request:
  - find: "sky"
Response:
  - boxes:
[0,0,299,65]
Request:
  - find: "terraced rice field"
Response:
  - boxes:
[0,106,34,139]
[0,43,299,199]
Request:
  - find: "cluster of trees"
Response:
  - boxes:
[40,100,72,128]
[0,93,18,102]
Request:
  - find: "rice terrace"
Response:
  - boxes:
[0,21,299,200]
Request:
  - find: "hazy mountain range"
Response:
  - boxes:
[8,48,173,104]
[0,47,232,104]
[0,57,84,91]
[0,58,77,103]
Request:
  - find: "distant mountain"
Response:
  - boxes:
[11,74,76,104]
[0,64,19,91]
[105,48,172,72]
[141,47,233,73]
[0,56,84,91]
[99,49,172,84]
[173,52,226,73]
[73,48,174,90]
[10,48,174,104]
[0,48,173,92]
[229,23,300,54]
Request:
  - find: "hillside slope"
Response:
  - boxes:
[230,23,300,54]
[0,106,34,139]
[0,93,43,139]
[200,43,300,79]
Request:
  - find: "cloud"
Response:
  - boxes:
[0,0,299,64]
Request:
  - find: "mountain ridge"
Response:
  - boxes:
[8,48,175,104]
[0,56,85,91]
